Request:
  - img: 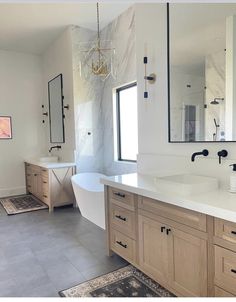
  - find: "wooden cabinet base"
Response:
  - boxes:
[25,163,76,212]
[105,185,236,297]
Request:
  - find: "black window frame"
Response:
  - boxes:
[116,82,137,163]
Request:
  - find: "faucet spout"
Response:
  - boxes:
[49,145,61,153]
[191,149,209,162]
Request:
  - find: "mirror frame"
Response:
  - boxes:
[167,3,232,143]
[48,74,65,144]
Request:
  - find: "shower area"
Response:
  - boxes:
[204,50,226,141]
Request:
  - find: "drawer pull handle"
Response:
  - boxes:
[115,215,126,222]
[43,195,47,198]
[166,228,171,235]
[114,192,126,198]
[34,174,37,177]
[116,240,127,249]
[28,185,31,188]
[43,181,47,184]
[161,226,166,233]
[42,169,47,172]
[231,231,236,235]
[27,174,30,177]
[231,269,236,274]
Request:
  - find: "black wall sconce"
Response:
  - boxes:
[41,104,48,124]
[144,56,156,99]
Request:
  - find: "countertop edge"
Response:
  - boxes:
[25,160,76,169]
[101,177,236,224]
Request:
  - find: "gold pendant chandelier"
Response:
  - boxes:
[79,3,115,80]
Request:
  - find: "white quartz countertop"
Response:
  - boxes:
[25,160,76,169]
[101,173,236,224]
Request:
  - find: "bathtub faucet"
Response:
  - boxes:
[49,145,61,153]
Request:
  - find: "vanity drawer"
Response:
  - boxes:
[42,182,49,195]
[42,176,49,187]
[138,196,207,232]
[110,228,136,263]
[215,245,236,295]
[214,286,235,297]
[41,192,50,206]
[214,218,236,245]
[27,184,33,193]
[109,187,135,211]
[41,168,49,179]
[110,204,135,239]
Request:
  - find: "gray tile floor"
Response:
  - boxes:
[0,205,127,297]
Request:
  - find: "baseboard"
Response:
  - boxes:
[0,186,26,198]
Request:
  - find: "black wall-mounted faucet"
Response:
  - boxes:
[49,145,61,153]
[191,149,209,162]
[217,149,228,164]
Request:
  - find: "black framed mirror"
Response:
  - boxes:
[48,74,65,143]
[167,3,236,142]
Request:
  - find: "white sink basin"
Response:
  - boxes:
[39,156,59,163]
[155,174,218,196]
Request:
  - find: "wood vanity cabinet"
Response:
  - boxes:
[138,198,208,297]
[25,164,42,199]
[106,185,233,297]
[25,162,75,212]
[213,218,236,296]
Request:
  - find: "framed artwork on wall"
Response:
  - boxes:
[0,116,12,139]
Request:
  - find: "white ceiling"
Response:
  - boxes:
[0,3,132,54]
[170,3,236,75]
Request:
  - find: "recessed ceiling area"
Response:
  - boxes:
[0,3,132,55]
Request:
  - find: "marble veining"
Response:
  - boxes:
[72,6,137,176]
[205,50,225,141]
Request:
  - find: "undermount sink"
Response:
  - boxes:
[39,156,59,163]
[155,174,218,196]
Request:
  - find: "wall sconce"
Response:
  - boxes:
[41,105,48,124]
[143,56,156,99]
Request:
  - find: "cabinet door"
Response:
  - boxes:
[138,214,169,284]
[168,228,207,297]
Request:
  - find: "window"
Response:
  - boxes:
[116,83,138,162]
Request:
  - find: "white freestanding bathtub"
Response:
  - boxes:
[71,172,106,229]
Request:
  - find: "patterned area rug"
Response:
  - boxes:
[59,265,174,297]
[0,195,48,215]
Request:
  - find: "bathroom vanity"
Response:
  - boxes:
[101,173,236,297]
[25,161,76,212]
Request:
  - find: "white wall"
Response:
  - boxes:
[42,27,75,162]
[135,4,236,190]
[0,50,45,197]
[170,69,205,141]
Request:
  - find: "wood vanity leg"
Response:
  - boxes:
[49,205,54,213]
[105,185,113,256]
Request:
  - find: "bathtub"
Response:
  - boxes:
[71,172,106,229]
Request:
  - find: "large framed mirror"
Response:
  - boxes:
[168,3,236,142]
[48,74,65,143]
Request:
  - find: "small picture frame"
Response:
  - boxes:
[0,116,12,139]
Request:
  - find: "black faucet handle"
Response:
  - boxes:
[202,149,209,156]
[217,149,228,164]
